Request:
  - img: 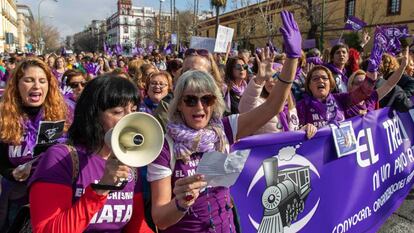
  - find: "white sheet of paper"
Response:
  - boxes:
[189,36,216,53]
[214,25,234,53]
[196,150,250,188]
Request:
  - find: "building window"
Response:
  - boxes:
[124,26,129,33]
[345,0,355,17]
[388,0,401,15]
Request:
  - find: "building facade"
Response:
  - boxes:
[106,0,171,51]
[198,0,414,50]
[16,4,34,53]
[0,0,18,53]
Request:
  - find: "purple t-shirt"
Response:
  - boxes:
[344,91,378,119]
[147,115,238,233]
[29,144,142,233]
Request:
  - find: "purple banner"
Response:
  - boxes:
[344,16,367,31]
[302,39,316,49]
[230,107,414,232]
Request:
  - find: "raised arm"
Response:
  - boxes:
[376,48,409,100]
[237,11,300,140]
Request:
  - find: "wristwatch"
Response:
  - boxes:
[175,198,189,213]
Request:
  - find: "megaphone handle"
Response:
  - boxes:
[91,180,128,191]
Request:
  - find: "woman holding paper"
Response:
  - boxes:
[147,10,301,233]
[0,57,71,231]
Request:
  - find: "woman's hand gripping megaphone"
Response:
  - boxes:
[91,153,131,194]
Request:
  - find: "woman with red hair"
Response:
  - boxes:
[0,57,72,231]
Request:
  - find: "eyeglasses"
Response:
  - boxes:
[149,82,168,88]
[234,64,249,71]
[184,49,210,58]
[68,81,87,89]
[182,94,216,107]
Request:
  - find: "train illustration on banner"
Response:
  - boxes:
[258,157,311,233]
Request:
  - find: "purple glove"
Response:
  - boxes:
[306,57,323,65]
[279,11,302,58]
[367,27,388,72]
[85,62,100,76]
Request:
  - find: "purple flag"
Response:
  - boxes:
[103,42,107,54]
[267,39,275,53]
[60,47,67,56]
[230,107,414,233]
[164,42,173,55]
[329,39,345,47]
[115,43,123,55]
[344,16,367,31]
[303,39,316,49]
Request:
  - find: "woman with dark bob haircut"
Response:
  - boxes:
[29,75,153,233]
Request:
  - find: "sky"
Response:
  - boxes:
[16,0,242,39]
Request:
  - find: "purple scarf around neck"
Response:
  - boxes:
[278,104,290,132]
[231,80,247,96]
[22,108,44,151]
[325,63,348,82]
[224,80,247,112]
[304,93,344,125]
[167,118,228,163]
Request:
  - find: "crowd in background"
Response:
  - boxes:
[0,10,414,233]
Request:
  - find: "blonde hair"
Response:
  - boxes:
[168,70,225,124]
[347,69,366,91]
[0,57,69,145]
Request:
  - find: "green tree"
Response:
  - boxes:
[210,0,227,34]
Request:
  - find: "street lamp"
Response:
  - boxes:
[159,0,164,45]
[38,0,58,54]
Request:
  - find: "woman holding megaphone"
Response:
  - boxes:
[147,11,301,233]
[29,75,153,233]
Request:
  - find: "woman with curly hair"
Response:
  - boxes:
[0,57,72,231]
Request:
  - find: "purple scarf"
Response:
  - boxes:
[230,80,247,96]
[167,119,228,163]
[325,63,349,83]
[22,108,43,151]
[225,80,247,112]
[304,93,344,124]
[278,104,290,132]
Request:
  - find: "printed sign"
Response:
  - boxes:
[189,36,216,53]
[214,25,234,53]
[36,120,65,145]
[331,121,357,158]
[171,34,178,45]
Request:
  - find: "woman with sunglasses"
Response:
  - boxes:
[297,48,409,128]
[0,57,72,231]
[140,71,173,114]
[64,69,88,102]
[28,75,153,233]
[239,49,317,138]
[223,57,249,115]
[147,11,302,233]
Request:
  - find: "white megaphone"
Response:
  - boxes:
[99,112,164,190]
[105,112,164,167]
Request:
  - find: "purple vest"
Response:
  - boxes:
[151,117,236,233]
[29,144,142,232]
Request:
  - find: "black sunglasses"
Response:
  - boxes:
[184,48,210,58]
[234,64,249,71]
[68,81,87,89]
[182,94,216,107]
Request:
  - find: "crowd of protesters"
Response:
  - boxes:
[0,10,413,233]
